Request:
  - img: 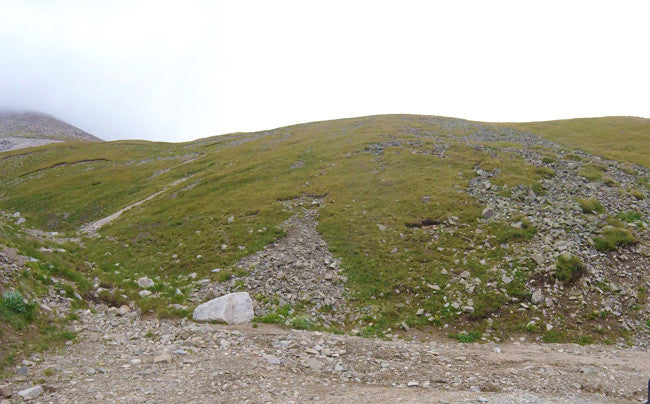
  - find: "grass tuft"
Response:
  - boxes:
[553,255,585,286]
[593,227,636,252]
[577,198,604,214]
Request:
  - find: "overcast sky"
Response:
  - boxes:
[1,1,649,142]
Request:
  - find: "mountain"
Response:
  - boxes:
[0,110,101,152]
[0,114,648,353]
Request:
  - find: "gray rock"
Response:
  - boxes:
[139,290,152,298]
[0,385,11,398]
[263,354,281,365]
[482,207,495,218]
[137,277,154,289]
[531,289,544,305]
[18,385,43,400]
[153,353,172,363]
[304,357,323,371]
[193,292,254,324]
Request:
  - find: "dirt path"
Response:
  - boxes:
[2,306,648,403]
[79,177,191,235]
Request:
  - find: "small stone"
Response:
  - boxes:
[263,354,281,365]
[482,207,495,218]
[139,290,152,298]
[15,367,28,375]
[153,353,172,364]
[137,277,154,289]
[531,289,544,305]
[407,381,419,387]
[544,297,554,307]
[0,385,11,398]
[18,386,43,400]
[478,397,488,403]
[118,305,131,316]
[416,309,425,316]
[493,347,501,354]
[227,216,234,223]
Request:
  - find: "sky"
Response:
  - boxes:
[1,0,649,142]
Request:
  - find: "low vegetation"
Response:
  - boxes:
[500,116,650,167]
[594,227,637,252]
[554,255,585,286]
[577,198,604,214]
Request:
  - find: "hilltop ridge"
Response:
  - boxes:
[0,110,101,152]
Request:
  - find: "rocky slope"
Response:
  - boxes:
[0,111,100,151]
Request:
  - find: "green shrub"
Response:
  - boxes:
[496,221,536,244]
[566,154,582,161]
[577,198,604,214]
[593,227,636,252]
[2,290,28,314]
[577,335,594,345]
[452,331,482,343]
[469,291,506,319]
[541,157,556,164]
[542,329,567,343]
[554,255,585,286]
[1,290,37,324]
[616,211,642,223]
[290,317,313,330]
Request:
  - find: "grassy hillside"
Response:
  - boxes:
[499,116,650,168]
[0,114,648,352]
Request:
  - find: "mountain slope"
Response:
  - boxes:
[0,111,101,152]
[499,116,650,167]
[0,114,648,349]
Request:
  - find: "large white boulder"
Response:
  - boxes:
[193,292,254,324]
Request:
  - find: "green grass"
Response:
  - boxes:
[542,329,568,343]
[494,221,537,244]
[554,255,585,286]
[452,331,482,343]
[500,116,650,168]
[616,211,642,223]
[593,227,636,252]
[579,164,606,182]
[577,198,604,214]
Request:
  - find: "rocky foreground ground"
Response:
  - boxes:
[1,304,649,404]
